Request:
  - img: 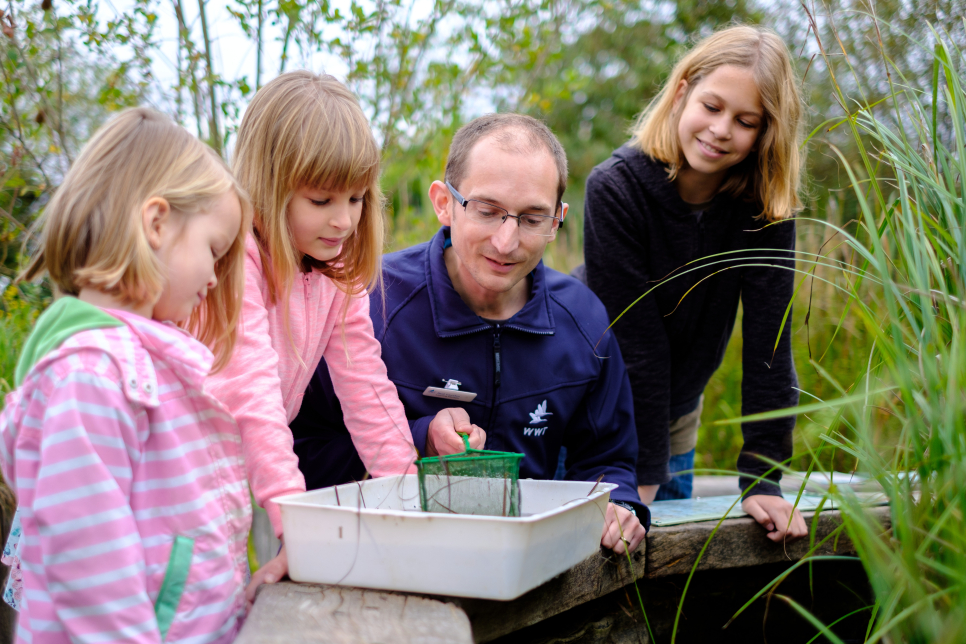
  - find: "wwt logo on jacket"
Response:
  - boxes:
[524,400,553,436]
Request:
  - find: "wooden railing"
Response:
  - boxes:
[237,506,890,644]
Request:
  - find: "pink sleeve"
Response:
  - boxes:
[206,252,306,538]
[24,357,161,643]
[324,292,418,478]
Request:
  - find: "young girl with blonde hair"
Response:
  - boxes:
[583,25,808,542]
[206,71,483,591]
[1,107,254,643]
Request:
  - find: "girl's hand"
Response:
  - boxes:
[741,495,808,543]
[245,543,288,613]
[426,408,486,456]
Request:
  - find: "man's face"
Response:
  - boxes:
[434,136,567,308]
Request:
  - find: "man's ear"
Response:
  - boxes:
[672,79,689,110]
[142,197,172,251]
[548,203,568,241]
[428,180,453,227]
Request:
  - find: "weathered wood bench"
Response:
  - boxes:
[237,505,890,644]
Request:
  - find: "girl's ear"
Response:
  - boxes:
[672,79,689,110]
[142,197,173,251]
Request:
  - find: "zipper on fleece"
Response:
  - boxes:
[488,324,502,428]
[493,325,502,389]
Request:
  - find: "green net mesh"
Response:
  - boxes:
[416,435,525,516]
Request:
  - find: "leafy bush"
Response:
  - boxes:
[0,283,50,396]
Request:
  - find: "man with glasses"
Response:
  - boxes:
[291,113,647,552]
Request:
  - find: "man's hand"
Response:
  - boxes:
[245,543,288,612]
[742,494,808,543]
[426,408,486,456]
[601,503,646,555]
[638,484,659,505]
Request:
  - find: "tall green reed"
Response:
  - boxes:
[810,21,966,641]
[724,15,966,642]
[608,13,965,641]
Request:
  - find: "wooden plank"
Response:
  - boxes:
[455,507,889,642]
[235,582,473,644]
[645,505,891,578]
[452,546,646,643]
[239,507,890,644]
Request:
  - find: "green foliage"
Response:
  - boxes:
[4,4,966,637]
[520,0,763,191]
[815,24,966,639]
[1,0,957,472]
[1,1,146,282]
[0,283,50,396]
[718,15,966,640]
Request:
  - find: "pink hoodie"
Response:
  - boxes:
[207,237,417,537]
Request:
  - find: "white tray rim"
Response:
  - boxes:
[272,478,618,524]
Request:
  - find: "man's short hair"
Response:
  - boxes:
[444,114,568,206]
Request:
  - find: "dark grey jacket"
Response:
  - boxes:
[584,145,798,496]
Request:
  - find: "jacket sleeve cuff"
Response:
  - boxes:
[739,476,783,498]
[409,416,432,458]
[637,463,671,486]
[610,495,651,532]
[264,485,310,538]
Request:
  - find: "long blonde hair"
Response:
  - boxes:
[232,71,384,313]
[632,25,803,221]
[20,107,251,371]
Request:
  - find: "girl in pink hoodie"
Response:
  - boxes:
[1,108,253,644]
[206,71,485,592]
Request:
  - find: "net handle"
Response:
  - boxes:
[458,432,471,452]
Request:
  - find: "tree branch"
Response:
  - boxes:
[196,0,221,155]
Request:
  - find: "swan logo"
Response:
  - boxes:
[529,400,553,425]
[524,400,553,436]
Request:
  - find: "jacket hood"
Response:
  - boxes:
[14,296,122,387]
[425,227,555,337]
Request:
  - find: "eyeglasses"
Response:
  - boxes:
[446,182,561,237]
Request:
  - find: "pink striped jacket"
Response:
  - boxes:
[0,309,251,644]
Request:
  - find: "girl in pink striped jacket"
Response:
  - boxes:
[205,71,485,592]
[0,108,255,644]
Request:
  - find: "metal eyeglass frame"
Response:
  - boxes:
[445,181,561,237]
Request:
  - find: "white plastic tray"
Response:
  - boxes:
[275,475,616,600]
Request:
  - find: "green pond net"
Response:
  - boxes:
[416,434,525,517]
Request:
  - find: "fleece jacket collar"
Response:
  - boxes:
[15,296,123,387]
[612,144,730,217]
[424,227,555,338]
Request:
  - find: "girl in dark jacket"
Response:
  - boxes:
[584,25,808,542]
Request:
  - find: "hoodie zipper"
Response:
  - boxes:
[493,325,502,389]
[488,324,502,428]
[438,323,552,431]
